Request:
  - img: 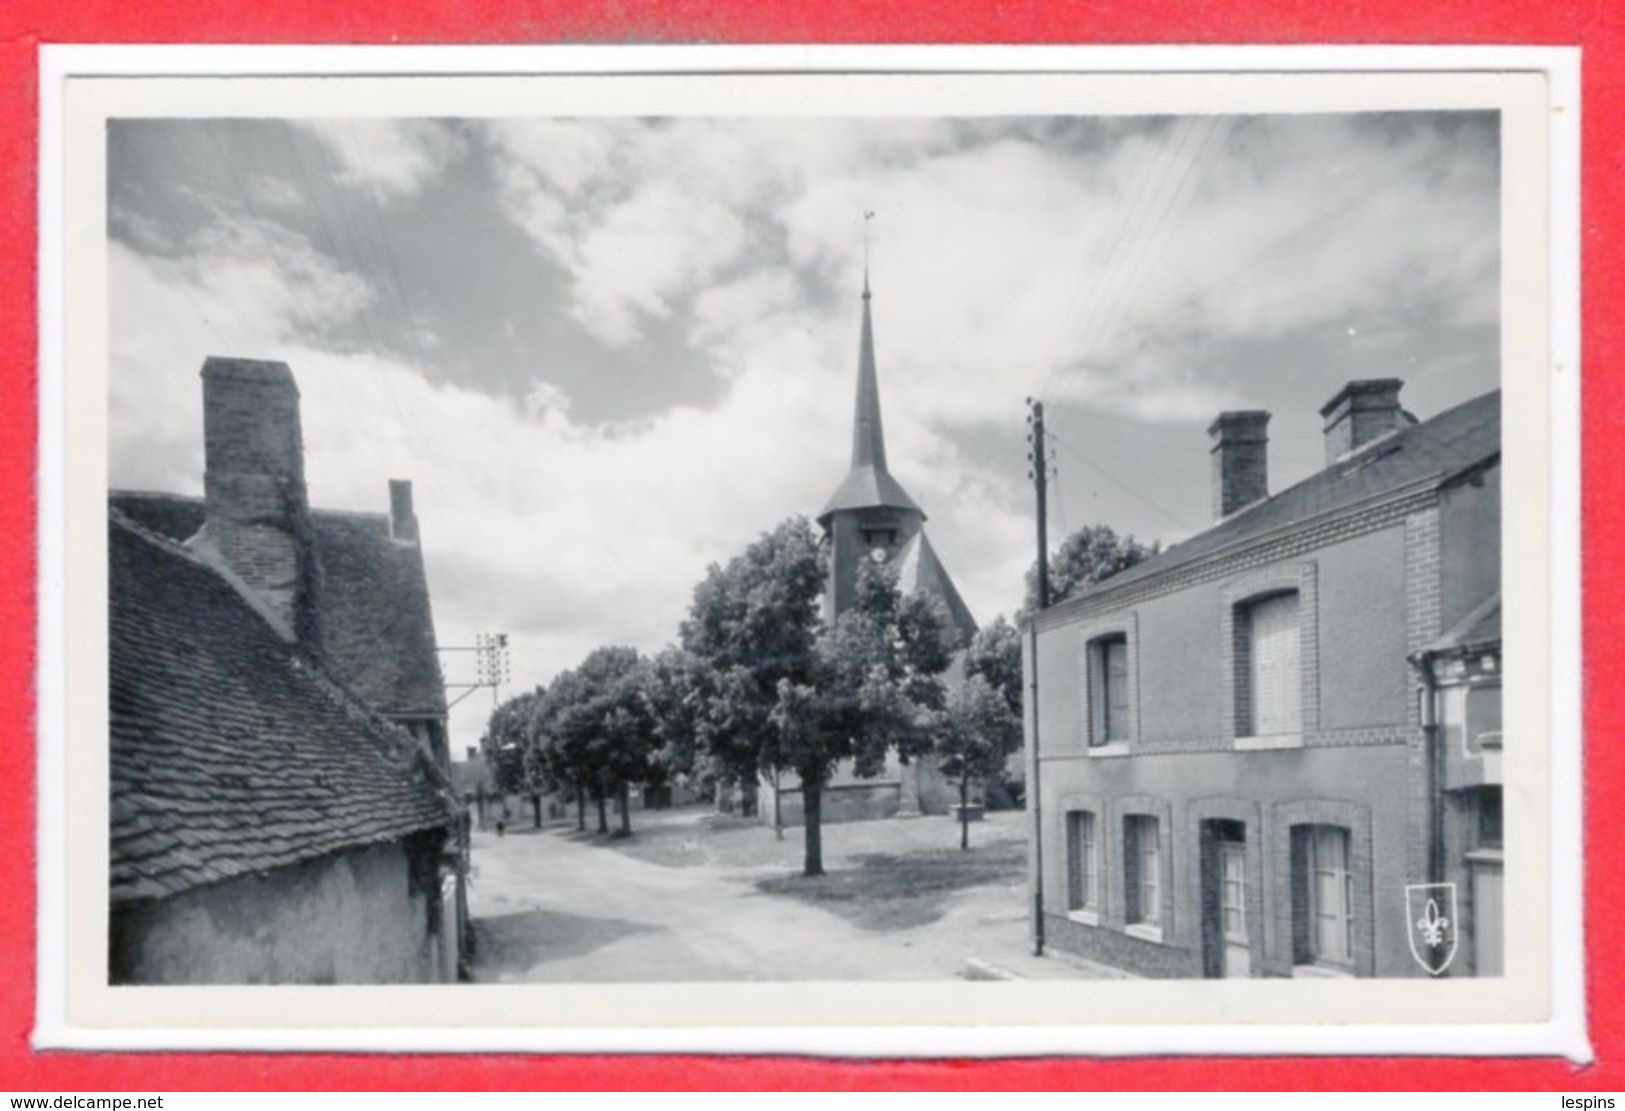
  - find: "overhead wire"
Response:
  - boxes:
[1045,427,1195,535]
[1034,115,1211,405]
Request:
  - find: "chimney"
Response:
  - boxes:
[1209,410,1270,520]
[389,479,419,543]
[199,357,320,644]
[1321,378,1405,464]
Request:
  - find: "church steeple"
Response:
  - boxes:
[851,277,886,472]
[817,279,924,526]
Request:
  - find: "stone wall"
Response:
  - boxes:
[110,838,441,984]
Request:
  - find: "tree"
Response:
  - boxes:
[935,674,1022,850]
[1024,523,1159,613]
[964,614,1022,719]
[481,688,545,827]
[768,558,954,876]
[641,646,709,788]
[680,517,825,813]
[539,646,660,837]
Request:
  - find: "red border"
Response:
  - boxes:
[5,1,1616,1091]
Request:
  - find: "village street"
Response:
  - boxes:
[465,808,1125,982]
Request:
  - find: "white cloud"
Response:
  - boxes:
[482,115,1497,435]
[293,119,466,200]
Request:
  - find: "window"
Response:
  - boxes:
[1066,811,1099,914]
[1476,787,1503,849]
[1088,633,1130,745]
[1467,682,1502,751]
[1124,815,1161,927]
[1296,825,1354,967]
[1237,591,1301,736]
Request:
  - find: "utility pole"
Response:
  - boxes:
[440,632,510,710]
[1026,397,1050,957]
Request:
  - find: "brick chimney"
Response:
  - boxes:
[199,357,320,645]
[1209,410,1270,520]
[1320,378,1406,464]
[389,478,419,543]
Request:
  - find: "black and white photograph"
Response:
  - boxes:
[40,58,1574,1047]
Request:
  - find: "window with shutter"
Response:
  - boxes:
[1124,815,1160,926]
[1104,638,1130,741]
[1087,633,1131,746]
[1067,812,1098,913]
[1244,591,1301,736]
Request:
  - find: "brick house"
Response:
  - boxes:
[1025,379,1500,979]
[109,356,463,983]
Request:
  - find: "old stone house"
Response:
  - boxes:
[109,356,462,983]
[1025,379,1501,978]
[759,277,980,826]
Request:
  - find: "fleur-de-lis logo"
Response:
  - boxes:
[1416,898,1450,949]
[1405,883,1459,975]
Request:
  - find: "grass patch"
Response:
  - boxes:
[754,840,1026,932]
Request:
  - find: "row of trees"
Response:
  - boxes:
[481,517,1155,875]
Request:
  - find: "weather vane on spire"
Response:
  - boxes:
[863,210,875,297]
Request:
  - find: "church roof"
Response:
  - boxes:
[818,284,925,524]
[108,512,451,906]
[110,490,447,718]
[895,531,979,648]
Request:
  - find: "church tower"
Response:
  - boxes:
[817,275,926,625]
[817,276,978,648]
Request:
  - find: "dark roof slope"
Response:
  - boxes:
[819,464,924,522]
[895,531,978,648]
[109,514,451,905]
[311,512,446,716]
[1065,389,1500,604]
[110,491,446,717]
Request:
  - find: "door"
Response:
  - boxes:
[1470,855,1503,976]
[1201,821,1250,978]
[1219,839,1250,977]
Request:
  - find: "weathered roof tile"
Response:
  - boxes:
[109,514,450,906]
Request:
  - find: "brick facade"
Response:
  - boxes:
[1026,386,1499,980]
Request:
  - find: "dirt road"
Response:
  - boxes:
[465,811,1116,982]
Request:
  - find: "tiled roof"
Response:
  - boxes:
[895,531,978,648]
[1054,389,1500,609]
[110,491,446,717]
[109,513,451,906]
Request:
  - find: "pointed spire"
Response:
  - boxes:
[851,284,886,471]
[817,271,924,525]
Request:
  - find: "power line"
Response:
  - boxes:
[1033,116,1205,407]
[947,120,1193,489]
[1045,427,1194,534]
[1027,117,1182,402]
[1050,115,1233,403]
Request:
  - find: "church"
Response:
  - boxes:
[758,274,979,826]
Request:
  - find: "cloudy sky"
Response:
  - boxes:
[106,111,1500,754]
